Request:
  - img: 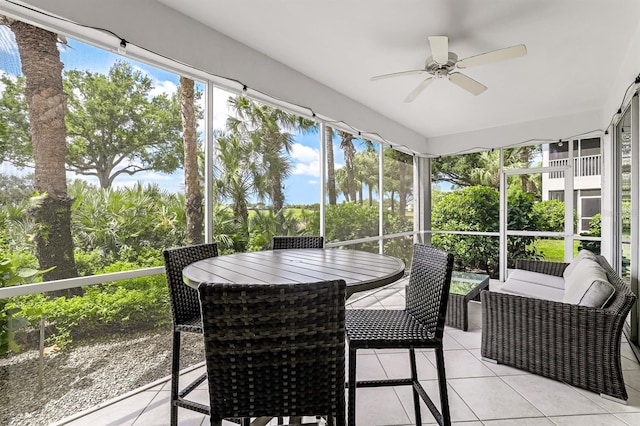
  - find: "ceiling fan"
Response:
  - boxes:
[371,36,527,102]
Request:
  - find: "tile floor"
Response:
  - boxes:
[57,279,640,426]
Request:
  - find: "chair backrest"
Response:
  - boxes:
[405,244,454,339]
[272,235,324,250]
[198,279,346,421]
[163,243,218,325]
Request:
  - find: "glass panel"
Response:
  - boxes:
[581,197,600,218]
[506,173,551,232]
[503,144,543,170]
[431,234,499,278]
[579,137,601,157]
[0,18,203,278]
[324,128,380,243]
[506,236,565,266]
[450,272,489,295]
[1,276,179,424]
[622,241,632,281]
[619,108,632,276]
[212,93,320,252]
[383,235,414,270]
[383,147,412,234]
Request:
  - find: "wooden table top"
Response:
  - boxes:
[182,248,406,297]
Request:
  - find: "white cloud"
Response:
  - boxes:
[307,180,318,185]
[289,143,321,177]
[149,79,178,98]
[292,160,320,177]
[290,143,319,163]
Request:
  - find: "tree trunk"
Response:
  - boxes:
[326,126,337,205]
[359,181,364,205]
[180,77,203,245]
[398,161,407,217]
[11,21,78,291]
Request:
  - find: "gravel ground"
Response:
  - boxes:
[0,326,205,426]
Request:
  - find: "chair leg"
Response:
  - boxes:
[171,330,181,426]
[409,349,422,426]
[434,347,451,426]
[347,347,357,426]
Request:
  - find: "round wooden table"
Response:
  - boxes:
[182,248,406,297]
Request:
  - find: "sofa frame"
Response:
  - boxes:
[481,256,637,402]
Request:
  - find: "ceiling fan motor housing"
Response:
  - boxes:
[425,52,458,76]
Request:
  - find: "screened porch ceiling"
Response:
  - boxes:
[12,0,640,156]
[158,0,640,155]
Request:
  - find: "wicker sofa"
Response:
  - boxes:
[481,254,636,402]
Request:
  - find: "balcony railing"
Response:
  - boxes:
[549,154,601,179]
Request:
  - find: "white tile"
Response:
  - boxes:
[395,380,478,424]
[446,328,482,350]
[502,375,606,416]
[353,353,387,381]
[623,369,640,393]
[132,390,206,425]
[614,412,640,425]
[350,387,411,425]
[65,390,158,426]
[468,348,531,376]
[448,377,543,420]
[377,350,439,380]
[423,349,495,379]
[442,333,465,350]
[548,413,629,425]
[573,386,640,414]
[482,418,555,426]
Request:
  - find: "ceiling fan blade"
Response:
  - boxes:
[449,72,487,96]
[428,36,449,65]
[370,69,426,81]
[404,78,434,103]
[457,44,527,69]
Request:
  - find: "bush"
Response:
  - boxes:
[431,186,500,276]
[532,200,565,232]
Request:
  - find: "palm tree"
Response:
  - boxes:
[326,126,337,205]
[212,130,259,226]
[337,130,357,202]
[226,96,315,213]
[3,18,78,285]
[354,149,379,206]
[179,77,203,244]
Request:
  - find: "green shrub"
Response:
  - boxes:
[16,273,170,348]
[532,200,565,232]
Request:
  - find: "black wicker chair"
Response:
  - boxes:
[198,279,347,426]
[345,244,454,426]
[163,243,220,426]
[272,236,324,250]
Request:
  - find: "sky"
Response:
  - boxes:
[0,28,341,205]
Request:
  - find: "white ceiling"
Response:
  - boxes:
[158,0,640,143]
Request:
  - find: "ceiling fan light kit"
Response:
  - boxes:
[371,35,527,102]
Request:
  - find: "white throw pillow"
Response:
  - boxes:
[562,249,597,280]
[563,257,610,306]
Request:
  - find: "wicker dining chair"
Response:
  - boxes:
[198,279,347,426]
[163,243,221,426]
[272,235,324,250]
[345,244,454,426]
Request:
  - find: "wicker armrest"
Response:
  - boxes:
[514,259,569,277]
[481,289,633,401]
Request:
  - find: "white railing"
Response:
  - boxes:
[548,154,601,179]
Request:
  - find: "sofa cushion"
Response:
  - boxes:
[508,269,565,290]
[577,279,616,308]
[562,249,597,280]
[563,257,612,307]
[500,276,565,302]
